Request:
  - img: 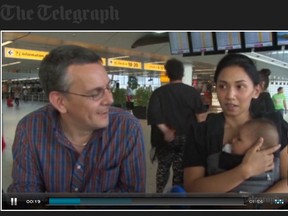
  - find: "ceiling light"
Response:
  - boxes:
[243,52,288,69]
[108,69,125,73]
[2,61,21,67]
[145,61,165,64]
[194,68,215,72]
[2,32,31,47]
[109,56,130,60]
[2,41,13,46]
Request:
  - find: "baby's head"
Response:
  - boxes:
[231,118,279,155]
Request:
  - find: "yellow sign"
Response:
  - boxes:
[5,47,48,61]
[108,59,142,69]
[144,63,165,71]
[160,72,170,83]
[5,47,107,66]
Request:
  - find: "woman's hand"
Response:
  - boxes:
[241,137,281,179]
[163,128,176,142]
[157,123,176,142]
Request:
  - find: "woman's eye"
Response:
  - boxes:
[237,85,245,89]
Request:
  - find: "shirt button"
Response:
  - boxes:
[74,188,78,192]
[77,165,81,170]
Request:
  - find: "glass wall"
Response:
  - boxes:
[108,74,161,91]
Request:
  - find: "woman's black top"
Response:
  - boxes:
[250,92,275,115]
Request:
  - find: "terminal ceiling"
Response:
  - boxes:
[2,31,288,81]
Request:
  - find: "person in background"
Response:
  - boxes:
[147,58,207,193]
[126,83,134,111]
[207,118,280,193]
[6,95,13,107]
[2,136,6,152]
[183,53,287,195]
[7,45,146,193]
[14,89,20,106]
[272,87,287,116]
[2,136,8,208]
[250,68,275,115]
[22,88,28,102]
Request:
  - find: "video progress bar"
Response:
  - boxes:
[48,197,246,206]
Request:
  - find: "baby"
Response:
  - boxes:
[207,118,280,193]
[224,118,279,154]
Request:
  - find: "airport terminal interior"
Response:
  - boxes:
[1,31,288,193]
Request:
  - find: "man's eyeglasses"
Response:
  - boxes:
[58,80,116,101]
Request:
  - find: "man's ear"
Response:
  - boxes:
[49,91,68,113]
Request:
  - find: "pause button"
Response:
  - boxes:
[11,197,17,206]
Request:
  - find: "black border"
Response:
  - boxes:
[0,0,287,30]
[1,1,287,216]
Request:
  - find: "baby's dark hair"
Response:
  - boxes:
[243,118,279,149]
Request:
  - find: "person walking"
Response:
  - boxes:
[272,87,287,116]
[22,88,28,102]
[14,89,20,106]
[147,58,207,193]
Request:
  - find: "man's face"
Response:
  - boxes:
[61,63,114,131]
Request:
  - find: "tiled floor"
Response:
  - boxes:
[1,99,168,193]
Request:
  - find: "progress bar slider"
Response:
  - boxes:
[49,197,245,206]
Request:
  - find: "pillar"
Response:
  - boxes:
[183,63,193,86]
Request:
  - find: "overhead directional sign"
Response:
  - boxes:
[108,58,142,69]
[144,63,165,71]
[5,47,49,61]
[5,47,107,66]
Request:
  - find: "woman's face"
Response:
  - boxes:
[216,66,260,117]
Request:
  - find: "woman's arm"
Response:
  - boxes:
[184,165,251,193]
[264,146,288,193]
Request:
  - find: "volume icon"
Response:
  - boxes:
[11,197,17,206]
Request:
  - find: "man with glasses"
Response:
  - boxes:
[7,45,146,194]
